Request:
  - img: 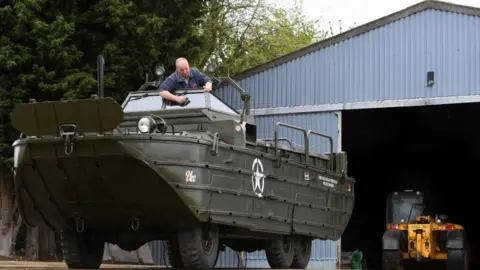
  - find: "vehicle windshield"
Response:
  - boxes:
[391,197,424,223]
[122,91,239,115]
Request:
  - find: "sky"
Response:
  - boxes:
[293,0,480,34]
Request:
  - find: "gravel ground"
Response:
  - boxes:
[0,260,163,269]
[0,260,355,270]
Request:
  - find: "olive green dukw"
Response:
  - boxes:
[10,66,355,269]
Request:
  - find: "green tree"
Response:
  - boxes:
[0,0,205,257]
[222,2,329,73]
[197,0,341,75]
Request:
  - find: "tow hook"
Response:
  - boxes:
[75,217,85,233]
[59,124,77,156]
[131,216,140,231]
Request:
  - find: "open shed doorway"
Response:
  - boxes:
[340,102,480,269]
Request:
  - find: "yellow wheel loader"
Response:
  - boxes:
[381,190,469,270]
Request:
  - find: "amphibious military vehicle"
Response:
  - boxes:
[10,60,356,269]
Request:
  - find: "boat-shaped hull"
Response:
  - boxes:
[13,135,206,233]
[14,132,353,240]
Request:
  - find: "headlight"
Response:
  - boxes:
[155,65,165,76]
[138,116,156,133]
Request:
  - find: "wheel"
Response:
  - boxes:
[265,235,295,268]
[382,250,404,270]
[176,223,220,268]
[165,239,183,268]
[446,249,468,270]
[290,236,312,269]
[60,231,105,269]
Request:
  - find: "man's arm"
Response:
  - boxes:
[195,69,213,91]
[158,76,180,102]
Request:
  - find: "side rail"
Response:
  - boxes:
[274,122,307,168]
[261,138,293,147]
[307,130,334,170]
[273,122,334,169]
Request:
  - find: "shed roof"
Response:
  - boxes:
[232,0,480,81]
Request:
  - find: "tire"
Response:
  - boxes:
[265,235,295,269]
[176,223,220,269]
[290,236,312,269]
[447,249,468,270]
[60,231,104,269]
[382,250,404,270]
[165,239,183,268]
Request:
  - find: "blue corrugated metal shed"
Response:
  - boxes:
[146,1,480,268]
[215,0,480,115]
[194,1,480,268]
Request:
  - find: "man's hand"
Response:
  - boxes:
[203,82,212,92]
[175,95,186,103]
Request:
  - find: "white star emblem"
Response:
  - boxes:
[251,158,265,197]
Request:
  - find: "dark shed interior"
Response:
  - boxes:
[341,102,480,269]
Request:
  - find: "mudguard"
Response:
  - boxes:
[446,229,465,249]
[382,230,405,250]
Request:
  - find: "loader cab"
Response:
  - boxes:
[386,190,426,224]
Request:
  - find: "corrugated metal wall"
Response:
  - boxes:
[149,241,167,265]
[148,111,340,268]
[254,112,339,153]
[216,9,480,109]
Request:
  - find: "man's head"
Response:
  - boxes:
[175,57,190,79]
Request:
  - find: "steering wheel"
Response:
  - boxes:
[172,87,205,106]
[176,93,191,107]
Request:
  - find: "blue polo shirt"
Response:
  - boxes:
[158,68,212,92]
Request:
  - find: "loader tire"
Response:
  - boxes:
[265,235,295,268]
[446,249,468,270]
[176,223,220,269]
[382,250,404,270]
[60,231,104,269]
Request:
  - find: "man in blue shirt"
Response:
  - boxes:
[158,57,213,104]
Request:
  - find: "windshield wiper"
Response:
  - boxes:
[130,93,149,101]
